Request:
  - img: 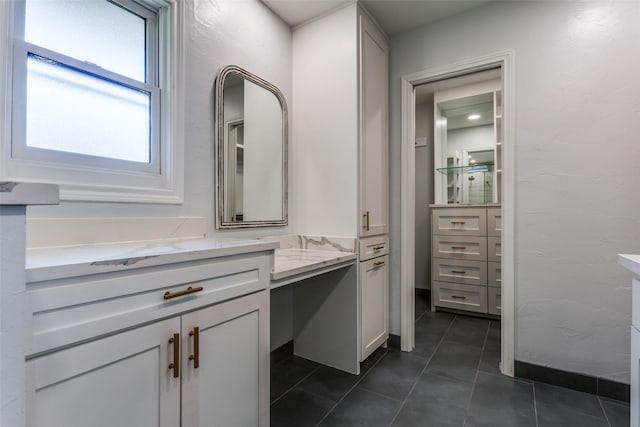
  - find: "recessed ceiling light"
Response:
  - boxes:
[470,159,476,163]
[468,114,481,120]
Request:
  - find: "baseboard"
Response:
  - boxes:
[270,340,294,367]
[514,360,629,402]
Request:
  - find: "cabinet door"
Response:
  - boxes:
[359,12,389,237]
[26,318,181,427]
[360,255,389,361]
[181,290,269,427]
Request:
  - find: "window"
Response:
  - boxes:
[1,0,184,203]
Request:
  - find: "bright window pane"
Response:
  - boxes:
[26,55,151,163]
[25,0,146,82]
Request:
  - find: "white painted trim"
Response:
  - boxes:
[399,50,515,376]
[0,0,185,204]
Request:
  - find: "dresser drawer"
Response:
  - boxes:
[488,237,501,262]
[488,287,501,315]
[432,281,487,314]
[432,208,486,236]
[488,261,501,288]
[487,207,502,237]
[432,258,487,286]
[359,235,389,261]
[432,235,487,261]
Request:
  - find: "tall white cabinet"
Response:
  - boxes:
[292,3,389,362]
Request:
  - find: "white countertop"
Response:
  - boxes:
[26,238,279,283]
[619,254,640,277]
[271,248,357,288]
[0,182,59,205]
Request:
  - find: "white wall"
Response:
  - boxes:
[447,125,493,159]
[25,0,294,241]
[415,101,433,289]
[390,1,640,382]
[290,4,359,237]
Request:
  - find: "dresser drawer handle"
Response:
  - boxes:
[451,221,466,225]
[451,246,466,250]
[373,261,385,267]
[164,286,204,300]
[373,245,385,251]
[451,270,466,274]
[451,295,467,300]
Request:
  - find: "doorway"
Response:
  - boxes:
[399,50,515,376]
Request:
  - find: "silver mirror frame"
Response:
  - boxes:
[215,65,288,229]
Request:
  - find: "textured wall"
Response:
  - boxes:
[389,1,640,382]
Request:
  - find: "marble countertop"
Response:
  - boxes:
[26,238,279,283]
[271,248,357,287]
[0,182,59,205]
[619,254,640,276]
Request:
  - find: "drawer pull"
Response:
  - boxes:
[168,333,180,378]
[451,270,466,274]
[451,246,466,250]
[451,295,467,300]
[189,327,200,369]
[163,286,204,300]
[373,245,385,251]
[373,260,385,267]
[451,220,466,225]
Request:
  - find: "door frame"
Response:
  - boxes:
[399,50,515,376]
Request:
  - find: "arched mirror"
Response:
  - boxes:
[215,65,288,228]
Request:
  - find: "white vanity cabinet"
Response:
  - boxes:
[359,236,389,361]
[25,240,275,427]
[431,205,501,316]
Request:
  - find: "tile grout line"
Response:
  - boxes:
[270,362,322,406]
[532,381,539,427]
[462,319,491,427]
[313,348,390,427]
[597,396,613,427]
[389,313,458,426]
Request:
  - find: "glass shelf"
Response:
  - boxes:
[437,164,495,204]
[436,164,494,174]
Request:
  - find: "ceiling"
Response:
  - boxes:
[261,0,493,36]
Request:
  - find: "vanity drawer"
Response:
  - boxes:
[432,208,486,236]
[26,253,271,356]
[488,261,501,288]
[432,281,487,314]
[487,207,502,237]
[488,237,501,262]
[488,287,502,315]
[432,258,486,286]
[432,235,487,261]
[359,235,389,261]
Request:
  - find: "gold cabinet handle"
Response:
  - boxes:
[451,246,466,250]
[451,295,467,300]
[451,270,466,274]
[451,220,466,225]
[373,260,385,267]
[189,327,200,369]
[168,333,180,378]
[163,286,204,300]
[363,211,370,231]
[373,245,384,251]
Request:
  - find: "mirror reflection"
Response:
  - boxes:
[432,76,501,204]
[215,66,287,228]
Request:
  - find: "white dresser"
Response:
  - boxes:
[431,205,501,316]
[619,254,640,426]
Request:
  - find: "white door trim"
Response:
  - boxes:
[399,49,515,377]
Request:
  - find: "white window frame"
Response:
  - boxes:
[0,0,184,204]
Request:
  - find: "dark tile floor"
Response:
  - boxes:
[270,293,630,427]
